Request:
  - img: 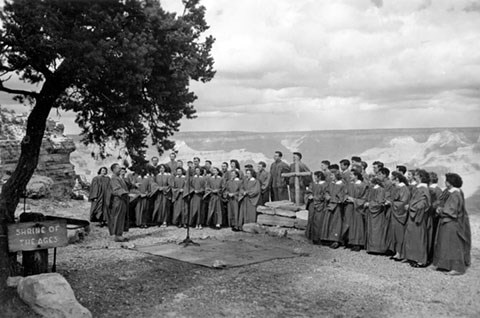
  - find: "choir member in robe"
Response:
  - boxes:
[360,161,370,184]
[107,163,129,242]
[320,160,332,183]
[344,171,368,251]
[165,152,177,174]
[351,156,362,166]
[396,165,407,175]
[288,152,312,205]
[401,169,431,267]
[152,164,172,227]
[205,167,225,229]
[340,159,352,184]
[305,171,329,244]
[221,162,231,182]
[372,161,384,176]
[427,172,443,262]
[257,161,271,205]
[387,172,410,260]
[170,167,188,226]
[239,169,261,228]
[365,177,389,254]
[433,173,471,275]
[224,170,243,231]
[190,167,205,229]
[378,167,395,251]
[134,166,155,228]
[322,172,346,249]
[269,151,290,201]
[148,156,160,175]
[406,169,418,195]
[220,162,231,226]
[230,159,244,179]
[89,167,110,226]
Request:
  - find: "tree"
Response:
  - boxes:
[0,0,215,288]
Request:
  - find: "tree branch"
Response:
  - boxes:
[0,82,39,97]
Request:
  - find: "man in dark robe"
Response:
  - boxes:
[427,172,443,263]
[288,152,312,205]
[89,167,110,226]
[165,152,177,174]
[257,161,270,205]
[305,171,329,243]
[269,151,290,201]
[378,167,395,251]
[365,178,388,254]
[387,172,410,260]
[322,172,346,249]
[107,163,129,242]
[344,171,368,251]
[339,159,351,184]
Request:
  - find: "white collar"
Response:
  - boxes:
[417,183,427,188]
[429,184,438,188]
[449,187,460,193]
[410,181,417,185]
[335,180,343,185]
[398,182,406,187]
[373,184,380,189]
[317,181,325,184]
[194,175,199,178]
[249,177,255,181]
[355,180,361,184]
[234,178,240,181]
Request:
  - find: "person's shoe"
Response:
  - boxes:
[446,270,462,276]
[199,225,203,230]
[330,242,340,249]
[161,223,167,228]
[114,236,128,242]
[351,246,361,252]
[215,224,221,230]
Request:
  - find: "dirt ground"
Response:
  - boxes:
[3,198,480,318]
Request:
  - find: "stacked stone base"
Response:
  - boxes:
[256,200,308,230]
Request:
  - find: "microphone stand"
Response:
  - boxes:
[180,166,199,247]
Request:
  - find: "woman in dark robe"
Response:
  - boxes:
[239,169,261,228]
[230,159,244,180]
[224,170,243,231]
[134,166,155,228]
[365,177,388,254]
[322,171,346,249]
[344,171,368,251]
[433,173,471,275]
[387,172,410,260]
[89,166,110,226]
[205,167,225,229]
[108,163,129,242]
[401,169,431,267]
[190,167,206,229]
[305,171,329,244]
[427,171,443,263]
[170,167,188,227]
[152,164,172,227]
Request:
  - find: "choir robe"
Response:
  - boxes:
[225,178,243,227]
[388,184,410,254]
[170,175,188,225]
[205,176,225,226]
[433,189,471,273]
[269,159,290,201]
[305,181,328,242]
[365,185,389,254]
[107,174,129,236]
[257,169,271,206]
[427,184,443,261]
[344,181,368,246]
[382,179,396,249]
[190,175,206,226]
[152,173,172,224]
[341,170,351,184]
[134,175,155,227]
[239,178,261,225]
[322,181,346,243]
[401,184,431,264]
[288,161,312,205]
[89,175,111,223]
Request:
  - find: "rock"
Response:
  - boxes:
[242,223,266,234]
[296,210,309,220]
[67,228,86,244]
[294,218,308,230]
[257,215,295,228]
[17,273,92,318]
[293,247,310,256]
[274,208,297,218]
[26,175,54,199]
[264,200,295,208]
[212,260,227,268]
[7,276,24,288]
[256,205,275,215]
[276,205,301,212]
[266,227,288,238]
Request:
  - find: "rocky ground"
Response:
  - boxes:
[2,198,480,318]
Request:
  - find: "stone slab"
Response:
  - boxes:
[256,206,275,215]
[257,214,295,228]
[264,200,295,208]
[274,209,297,218]
[294,218,308,230]
[296,210,309,221]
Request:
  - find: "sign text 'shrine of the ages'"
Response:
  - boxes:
[7,220,68,252]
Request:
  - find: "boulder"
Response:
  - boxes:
[17,273,92,318]
[296,210,309,220]
[264,200,295,208]
[256,206,275,215]
[242,223,266,234]
[26,175,54,199]
[257,214,295,228]
[274,208,297,218]
[294,218,308,230]
[67,228,86,244]
[266,227,288,238]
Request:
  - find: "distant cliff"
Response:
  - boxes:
[0,108,76,197]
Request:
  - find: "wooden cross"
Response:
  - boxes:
[281,161,312,206]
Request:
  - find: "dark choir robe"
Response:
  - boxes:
[134,175,155,227]
[239,178,261,225]
[382,179,396,249]
[269,160,290,201]
[205,176,224,226]
[433,189,471,273]
[365,185,389,254]
[305,181,329,242]
[427,184,443,261]
[341,170,351,184]
[190,175,206,226]
[408,181,418,197]
[401,184,431,264]
[107,174,129,236]
[344,181,368,246]
[152,173,172,225]
[322,180,346,243]
[288,161,312,205]
[170,175,188,225]
[257,169,271,206]
[225,178,243,228]
[388,184,410,254]
[89,175,111,223]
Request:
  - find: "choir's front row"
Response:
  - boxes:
[305,168,471,276]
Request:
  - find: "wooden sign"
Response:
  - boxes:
[7,220,68,252]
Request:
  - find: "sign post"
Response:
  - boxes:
[281,161,312,206]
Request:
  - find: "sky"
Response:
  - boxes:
[1,0,480,133]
